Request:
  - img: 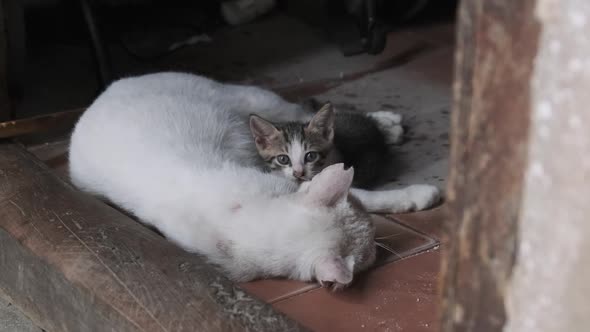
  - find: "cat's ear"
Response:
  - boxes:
[249,115,280,149]
[306,103,335,141]
[299,163,353,207]
[315,256,354,288]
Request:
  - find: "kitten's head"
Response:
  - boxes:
[292,163,376,290]
[249,103,335,182]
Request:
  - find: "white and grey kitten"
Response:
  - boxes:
[249,101,441,213]
[69,72,377,288]
[249,102,390,189]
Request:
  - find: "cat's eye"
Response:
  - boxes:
[304,151,319,163]
[276,155,290,166]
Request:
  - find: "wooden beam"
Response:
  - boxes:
[0,109,84,139]
[0,144,305,332]
[441,0,540,331]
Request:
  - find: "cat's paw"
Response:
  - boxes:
[367,111,404,144]
[370,111,403,125]
[404,185,441,211]
[389,195,417,213]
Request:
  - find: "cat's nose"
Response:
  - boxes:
[293,170,304,178]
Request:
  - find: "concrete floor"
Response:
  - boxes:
[4,8,454,331]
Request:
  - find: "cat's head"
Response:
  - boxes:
[291,163,376,290]
[249,103,335,182]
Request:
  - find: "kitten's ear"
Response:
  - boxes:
[306,103,335,141]
[249,115,280,149]
[300,163,354,207]
[315,256,354,287]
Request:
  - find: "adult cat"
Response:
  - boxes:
[69,72,439,286]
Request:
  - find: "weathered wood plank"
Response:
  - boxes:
[441,0,540,331]
[0,109,84,139]
[0,143,305,332]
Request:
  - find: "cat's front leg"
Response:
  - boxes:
[349,185,441,214]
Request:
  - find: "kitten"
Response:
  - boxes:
[249,103,390,188]
[69,72,377,288]
[250,102,441,213]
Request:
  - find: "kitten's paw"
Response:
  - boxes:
[368,111,404,144]
[370,111,403,125]
[404,185,441,211]
[386,125,405,145]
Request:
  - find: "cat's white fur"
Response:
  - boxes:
[69,72,376,287]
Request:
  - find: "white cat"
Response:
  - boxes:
[69,72,377,288]
[69,72,440,286]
